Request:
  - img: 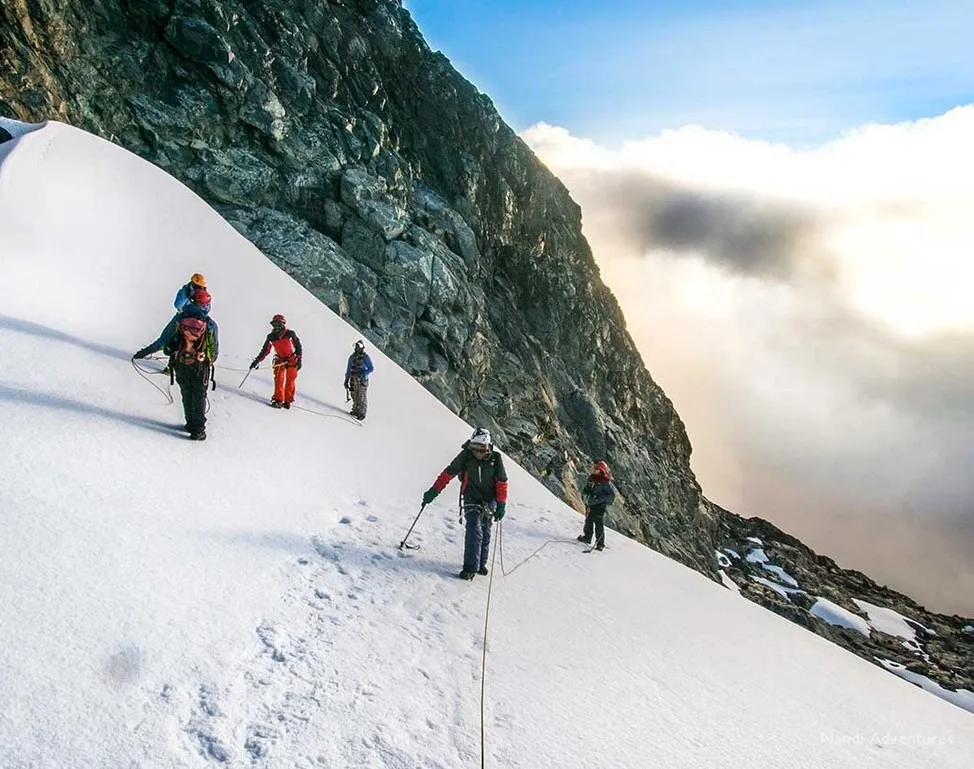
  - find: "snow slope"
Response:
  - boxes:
[1,122,972,768]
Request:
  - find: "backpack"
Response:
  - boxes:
[173,317,210,366]
[350,351,367,373]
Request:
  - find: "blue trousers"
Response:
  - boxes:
[462,503,494,572]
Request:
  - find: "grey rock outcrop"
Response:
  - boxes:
[714,503,974,694]
[0,0,716,571]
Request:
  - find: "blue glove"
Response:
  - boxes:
[493,502,506,520]
[422,488,439,506]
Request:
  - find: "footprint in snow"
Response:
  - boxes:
[256,624,287,663]
[339,516,353,525]
[196,731,230,762]
[312,537,342,562]
[198,684,223,718]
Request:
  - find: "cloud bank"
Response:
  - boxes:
[525,108,974,614]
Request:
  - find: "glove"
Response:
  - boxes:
[133,348,149,360]
[250,359,259,370]
[493,502,506,521]
[295,357,302,371]
[422,488,439,506]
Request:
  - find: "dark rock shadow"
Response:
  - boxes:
[0,383,181,437]
[0,313,134,363]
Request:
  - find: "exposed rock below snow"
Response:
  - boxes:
[714,504,974,699]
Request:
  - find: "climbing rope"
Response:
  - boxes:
[289,402,363,424]
[497,519,575,577]
[476,515,578,767]
[130,357,174,404]
[479,522,501,769]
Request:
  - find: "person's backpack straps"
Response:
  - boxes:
[173,316,209,367]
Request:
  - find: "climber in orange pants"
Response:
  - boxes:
[250,314,303,409]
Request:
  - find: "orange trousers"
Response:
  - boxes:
[274,364,298,404]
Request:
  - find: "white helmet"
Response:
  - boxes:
[469,427,491,447]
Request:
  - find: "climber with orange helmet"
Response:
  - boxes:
[174,273,207,311]
[250,314,303,409]
[577,460,616,551]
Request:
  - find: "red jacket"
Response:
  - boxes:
[255,329,303,366]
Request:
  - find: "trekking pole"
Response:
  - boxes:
[398,504,426,550]
[239,367,255,388]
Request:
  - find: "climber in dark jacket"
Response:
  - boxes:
[577,461,616,550]
[133,289,219,441]
[422,428,509,580]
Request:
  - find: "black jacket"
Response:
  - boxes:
[434,444,509,505]
[582,475,616,512]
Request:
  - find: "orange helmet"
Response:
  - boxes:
[190,273,206,288]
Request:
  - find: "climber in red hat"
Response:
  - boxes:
[250,314,303,409]
[577,460,616,551]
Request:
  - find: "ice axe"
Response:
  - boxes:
[398,504,426,550]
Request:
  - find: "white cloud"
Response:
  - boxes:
[524,107,974,614]
[527,107,974,337]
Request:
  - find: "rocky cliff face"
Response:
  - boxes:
[0,0,717,571]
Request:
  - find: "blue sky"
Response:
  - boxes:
[403,0,974,146]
